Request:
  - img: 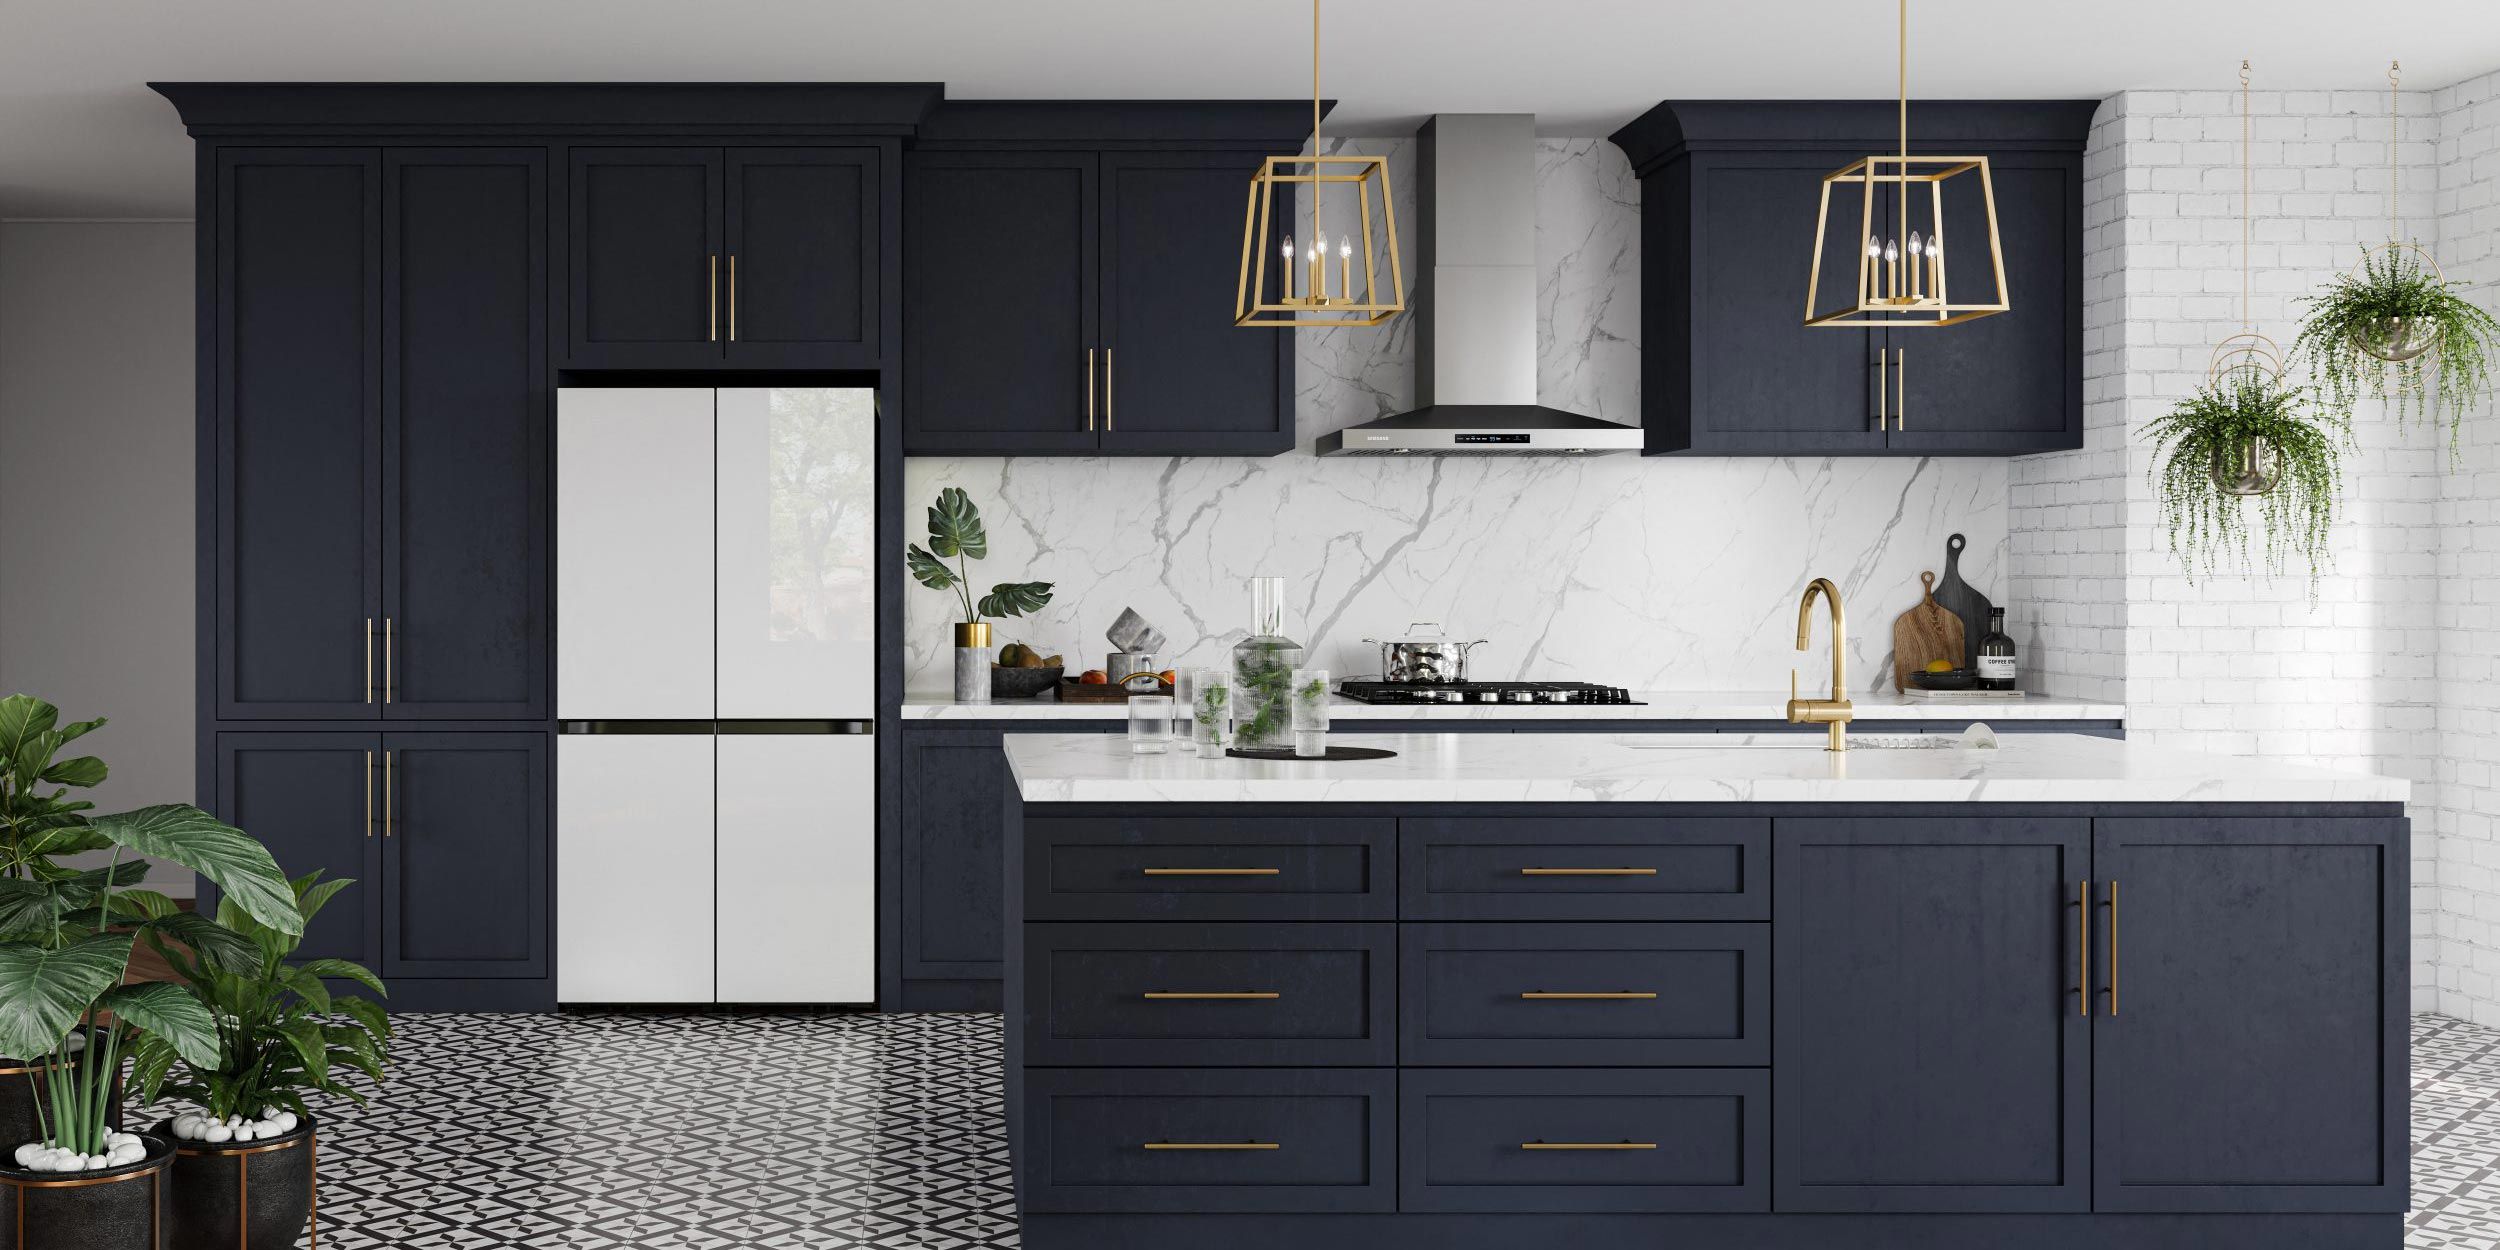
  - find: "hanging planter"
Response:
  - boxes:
[2142,369,2348,594]
[2293,242,2500,447]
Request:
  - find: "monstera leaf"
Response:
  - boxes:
[977,582,1055,619]
[906,544,960,591]
[924,487,988,560]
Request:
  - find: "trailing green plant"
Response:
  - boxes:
[906,487,1056,625]
[2292,243,2500,453]
[130,871,388,1123]
[0,695,300,1164]
[2140,371,2347,597]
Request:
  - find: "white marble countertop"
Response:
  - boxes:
[906,689,2125,722]
[1001,731,2406,805]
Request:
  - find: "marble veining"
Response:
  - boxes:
[906,138,2010,696]
[1001,731,2410,806]
[902,689,2124,722]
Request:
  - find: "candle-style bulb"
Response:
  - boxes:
[1883,240,1900,263]
[1907,231,1924,257]
[1283,235,1293,258]
[1866,235,1883,260]
[1339,239,1352,259]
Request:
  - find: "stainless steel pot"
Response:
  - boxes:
[1362,623,1490,684]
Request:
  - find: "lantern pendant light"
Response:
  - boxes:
[1234,0,1406,328]
[1803,0,2009,328]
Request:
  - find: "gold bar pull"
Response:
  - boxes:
[2104,879,2118,1015]
[708,254,718,342]
[1104,347,1114,431]
[1141,991,1281,1001]
[383,617,395,704]
[1142,867,1280,877]
[1876,347,1887,431]
[2075,879,2088,1017]
[1519,867,1656,877]
[1142,1141,1279,1151]
[728,254,737,342]
[364,750,374,839]
[1895,347,1906,430]
[1085,348,1096,431]
[364,618,375,704]
[1521,991,1659,1001]
[382,750,393,839]
[1521,1141,1658,1151]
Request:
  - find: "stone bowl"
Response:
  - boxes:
[991,665,1066,700]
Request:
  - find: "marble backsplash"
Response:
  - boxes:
[904,137,2008,695]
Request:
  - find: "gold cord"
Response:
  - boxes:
[2388,60,2401,243]
[1311,0,1322,255]
[2241,59,2251,331]
[1898,0,1909,254]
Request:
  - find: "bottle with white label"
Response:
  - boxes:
[1976,607,2018,691]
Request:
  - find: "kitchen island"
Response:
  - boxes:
[1001,732,2407,1250]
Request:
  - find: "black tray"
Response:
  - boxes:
[1226,746,1399,762]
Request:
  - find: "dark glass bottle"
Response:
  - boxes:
[1976,607,2017,691]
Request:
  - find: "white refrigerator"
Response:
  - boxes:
[554,386,877,1005]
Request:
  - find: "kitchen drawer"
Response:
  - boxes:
[1401,922,1769,1066]
[1401,817,1766,921]
[1020,1068,1395,1213]
[1025,816,1392,922]
[1399,1069,1769,1212]
[1024,922,1394,1066]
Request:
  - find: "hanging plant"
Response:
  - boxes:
[2292,243,2500,452]
[2141,370,2347,596]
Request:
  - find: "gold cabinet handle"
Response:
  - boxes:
[1521,991,1658,1000]
[2103,879,2118,1015]
[1143,1141,1278,1151]
[1894,347,1906,430]
[2075,879,2088,1017]
[364,618,375,704]
[1142,867,1279,877]
[1105,347,1114,431]
[708,254,718,342]
[1519,867,1656,877]
[1521,1141,1658,1151]
[383,617,395,704]
[1141,991,1280,1000]
[1875,347,1887,430]
[1085,347,1096,430]
[382,750,394,839]
[728,254,737,342]
[364,750,374,839]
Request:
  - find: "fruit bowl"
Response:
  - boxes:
[991,665,1065,700]
[1910,668,1978,691]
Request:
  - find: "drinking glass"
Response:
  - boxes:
[1290,668,1331,758]
[1172,668,1199,743]
[1127,695,1175,755]
[1191,669,1233,758]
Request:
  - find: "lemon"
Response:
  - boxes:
[1924,659,1954,673]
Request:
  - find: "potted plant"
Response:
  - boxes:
[2293,243,2500,452]
[2141,371,2347,595]
[906,487,1055,703]
[0,696,302,1248]
[133,870,387,1250]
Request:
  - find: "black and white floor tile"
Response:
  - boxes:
[142,1011,2500,1247]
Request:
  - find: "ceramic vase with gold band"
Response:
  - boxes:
[155,1115,316,1250]
[954,621,993,705]
[0,1134,174,1250]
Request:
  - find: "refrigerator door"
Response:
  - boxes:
[557,732,716,1003]
[714,387,878,718]
[715,731,877,1003]
[556,388,716,719]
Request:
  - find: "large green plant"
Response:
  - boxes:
[0,695,300,1163]
[906,487,1055,624]
[2141,371,2347,596]
[2292,243,2500,452]
[131,871,387,1123]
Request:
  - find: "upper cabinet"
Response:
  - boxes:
[901,105,1306,457]
[566,145,883,370]
[1610,101,2096,457]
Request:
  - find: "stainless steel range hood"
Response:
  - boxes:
[1318,114,1642,457]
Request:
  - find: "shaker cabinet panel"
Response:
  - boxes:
[213,734,383,969]
[723,147,878,367]
[902,151,1101,453]
[381,149,548,719]
[899,729,1017,982]
[214,148,382,719]
[566,147,722,367]
[381,733,546,980]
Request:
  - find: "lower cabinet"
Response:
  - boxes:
[1018,1068,1396,1214]
[214,732,549,996]
[1398,1069,1769,1213]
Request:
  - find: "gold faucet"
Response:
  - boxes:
[1786,577,1854,752]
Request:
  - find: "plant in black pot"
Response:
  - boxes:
[0,695,302,1249]
[131,870,387,1250]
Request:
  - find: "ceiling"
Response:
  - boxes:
[6,0,2497,217]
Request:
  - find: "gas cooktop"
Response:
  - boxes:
[1336,680,1640,706]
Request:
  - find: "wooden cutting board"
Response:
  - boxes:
[1891,571,1966,692]
[1933,532,1995,671]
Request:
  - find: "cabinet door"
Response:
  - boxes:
[899,729,1012,985]
[214,734,382,969]
[554,387,715,719]
[380,733,545,980]
[1884,155,2081,453]
[723,147,878,368]
[715,733,876,1004]
[382,149,548,719]
[1677,152,1882,454]
[566,147,722,367]
[1100,152,1290,455]
[2091,817,2407,1212]
[712,387,877,718]
[215,149,381,719]
[902,151,1100,453]
[556,733,715,1003]
[1773,817,2089,1212]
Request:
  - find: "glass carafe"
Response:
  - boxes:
[1229,576,1306,750]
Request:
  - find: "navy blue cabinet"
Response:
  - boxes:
[566,145,882,370]
[1398,1069,1769,1213]
[215,733,383,968]
[1610,101,2092,456]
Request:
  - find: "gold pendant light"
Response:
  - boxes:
[1234,0,1405,328]
[1803,0,2008,328]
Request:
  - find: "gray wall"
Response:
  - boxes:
[0,220,196,892]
